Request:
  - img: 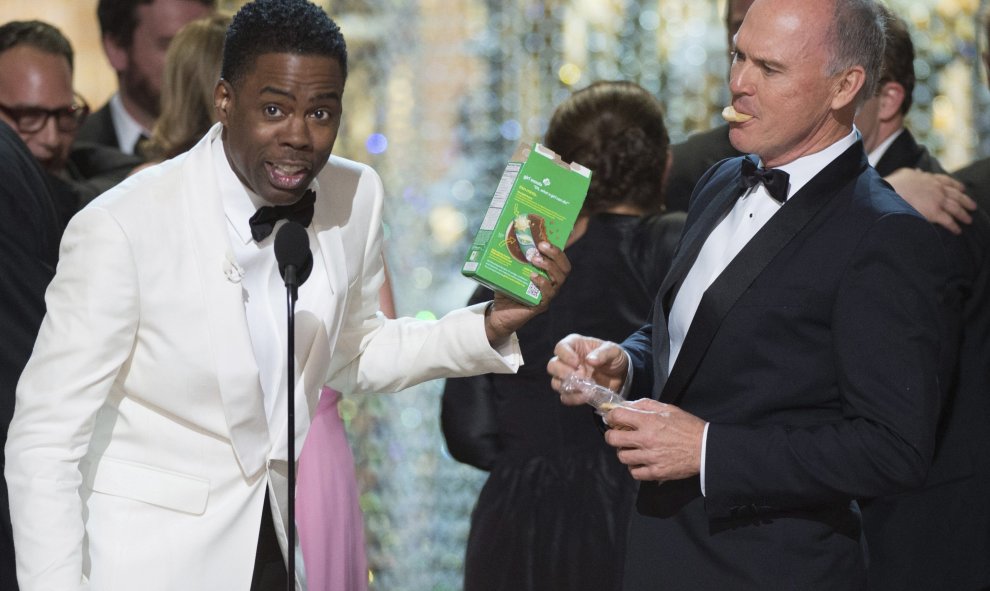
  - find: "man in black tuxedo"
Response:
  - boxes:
[855,10,990,591]
[549,0,946,588]
[0,120,61,591]
[76,0,214,156]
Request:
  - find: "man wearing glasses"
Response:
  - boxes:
[0,20,140,227]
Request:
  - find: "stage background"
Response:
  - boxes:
[2,1,988,588]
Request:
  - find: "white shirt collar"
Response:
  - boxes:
[759,128,859,201]
[866,127,905,168]
[108,93,150,155]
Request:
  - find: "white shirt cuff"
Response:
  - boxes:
[700,422,710,496]
[619,350,633,399]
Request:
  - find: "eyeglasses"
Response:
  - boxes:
[0,93,90,134]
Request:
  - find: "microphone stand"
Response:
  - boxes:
[284,265,299,591]
[275,220,311,591]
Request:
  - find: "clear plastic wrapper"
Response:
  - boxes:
[561,374,626,415]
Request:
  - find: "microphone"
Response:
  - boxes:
[274,221,313,289]
[273,220,313,591]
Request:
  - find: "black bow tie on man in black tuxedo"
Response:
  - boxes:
[740,158,790,204]
[248,189,316,242]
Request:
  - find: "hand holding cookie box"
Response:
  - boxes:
[462,142,591,305]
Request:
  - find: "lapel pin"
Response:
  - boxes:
[223,251,245,283]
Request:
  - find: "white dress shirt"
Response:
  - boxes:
[109,93,151,155]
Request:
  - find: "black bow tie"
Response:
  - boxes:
[248,189,316,242]
[740,158,790,204]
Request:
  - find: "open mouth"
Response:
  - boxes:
[266,161,310,191]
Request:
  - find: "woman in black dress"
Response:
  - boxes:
[442,81,685,591]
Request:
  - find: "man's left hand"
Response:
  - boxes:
[484,241,570,344]
[603,398,706,482]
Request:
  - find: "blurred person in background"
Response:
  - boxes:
[0,120,61,591]
[0,20,140,226]
[137,12,229,162]
[855,8,990,591]
[954,10,990,206]
[442,80,685,591]
[76,0,215,157]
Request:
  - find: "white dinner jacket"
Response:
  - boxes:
[5,124,520,590]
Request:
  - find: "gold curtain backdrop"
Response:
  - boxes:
[2,1,988,588]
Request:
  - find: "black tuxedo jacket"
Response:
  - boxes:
[619,141,946,590]
[0,121,60,591]
[862,130,990,590]
[873,128,944,177]
[954,156,990,206]
[75,102,122,152]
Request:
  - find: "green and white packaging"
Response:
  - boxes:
[462,142,591,305]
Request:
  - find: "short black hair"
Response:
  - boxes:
[97,0,217,47]
[0,20,74,70]
[220,0,348,87]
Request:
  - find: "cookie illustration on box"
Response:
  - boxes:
[505,213,548,264]
[462,142,591,305]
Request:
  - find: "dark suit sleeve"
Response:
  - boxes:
[0,122,60,590]
[622,324,655,399]
[703,211,945,512]
[440,286,501,470]
[0,125,60,437]
[621,159,737,400]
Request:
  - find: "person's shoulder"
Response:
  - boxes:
[0,121,45,182]
[69,142,144,179]
[953,156,990,180]
[318,155,384,195]
[953,156,990,206]
[636,210,687,237]
[673,124,734,156]
[314,156,385,227]
[323,154,376,176]
[85,151,187,214]
[666,124,741,212]
[75,102,118,148]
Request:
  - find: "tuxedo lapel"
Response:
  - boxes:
[875,129,944,176]
[311,178,345,311]
[265,186,348,458]
[875,130,922,177]
[660,143,868,404]
[308,169,349,370]
[649,159,749,398]
[183,130,271,477]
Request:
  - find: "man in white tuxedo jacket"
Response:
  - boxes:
[3,1,570,589]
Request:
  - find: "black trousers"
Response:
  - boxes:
[250,491,288,591]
